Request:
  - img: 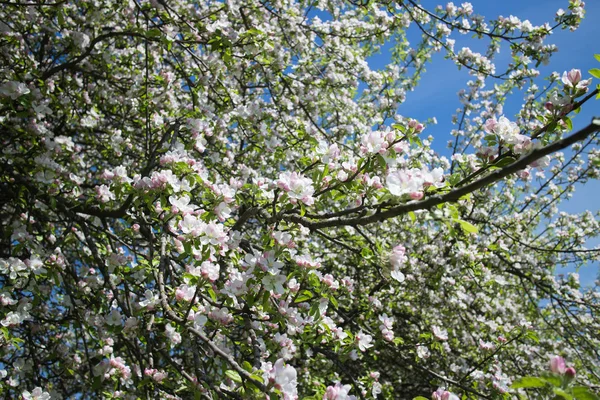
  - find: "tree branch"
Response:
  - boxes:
[284,117,600,229]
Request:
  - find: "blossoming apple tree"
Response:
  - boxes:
[1,0,599,398]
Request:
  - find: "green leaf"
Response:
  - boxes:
[361,247,373,259]
[553,388,573,400]
[457,220,479,234]
[511,376,547,389]
[376,154,387,169]
[563,117,573,131]
[294,290,314,303]
[408,211,416,222]
[207,287,217,302]
[92,376,103,390]
[484,134,498,145]
[595,54,600,63]
[540,372,562,387]
[329,294,338,309]
[413,397,429,400]
[589,68,600,79]
[525,330,540,344]
[225,370,242,383]
[448,173,461,186]
[448,204,459,219]
[493,156,517,168]
[242,361,253,372]
[146,28,162,38]
[573,387,600,400]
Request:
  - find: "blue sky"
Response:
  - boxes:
[365,0,600,285]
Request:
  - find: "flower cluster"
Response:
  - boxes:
[386,167,444,199]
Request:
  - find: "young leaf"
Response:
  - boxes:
[589,68,600,79]
[225,370,242,383]
[572,387,600,400]
[511,376,547,389]
[553,388,573,400]
[493,156,517,168]
[457,220,479,234]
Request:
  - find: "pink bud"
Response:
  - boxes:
[562,69,582,87]
[544,102,554,111]
[565,367,576,379]
[410,191,424,200]
[550,355,566,374]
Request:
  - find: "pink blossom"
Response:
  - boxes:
[200,261,220,282]
[432,389,459,400]
[324,382,356,400]
[277,171,315,206]
[295,254,321,269]
[262,273,286,294]
[22,387,51,400]
[479,339,495,351]
[288,278,300,292]
[386,167,444,198]
[273,231,294,248]
[390,245,407,269]
[200,221,228,246]
[214,202,231,222]
[169,195,193,214]
[95,184,115,203]
[208,307,233,324]
[356,331,373,351]
[272,359,298,399]
[432,326,448,341]
[0,81,30,99]
[180,214,202,236]
[175,284,196,302]
[165,324,181,345]
[360,131,388,154]
[322,274,339,289]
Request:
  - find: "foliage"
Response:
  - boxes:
[0,0,599,399]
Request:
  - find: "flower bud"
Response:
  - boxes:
[550,355,566,374]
